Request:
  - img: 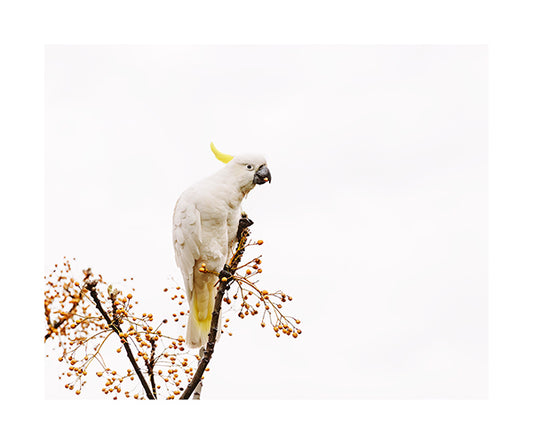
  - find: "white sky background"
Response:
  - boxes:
[45,45,487,399]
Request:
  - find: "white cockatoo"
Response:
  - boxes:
[172,143,271,348]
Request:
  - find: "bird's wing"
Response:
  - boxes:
[172,195,202,298]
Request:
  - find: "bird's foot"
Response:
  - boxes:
[237,216,254,239]
[219,265,233,286]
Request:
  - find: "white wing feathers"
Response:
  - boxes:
[172,196,202,298]
[171,154,270,348]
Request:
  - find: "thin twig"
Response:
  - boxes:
[148,338,158,399]
[44,292,81,341]
[192,347,205,400]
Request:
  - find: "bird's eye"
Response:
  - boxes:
[246,164,253,170]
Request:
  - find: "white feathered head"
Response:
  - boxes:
[210,142,272,190]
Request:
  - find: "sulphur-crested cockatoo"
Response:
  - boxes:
[172,143,271,348]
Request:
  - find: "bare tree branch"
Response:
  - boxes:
[86,280,156,400]
[180,215,253,400]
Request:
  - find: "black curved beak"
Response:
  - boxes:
[254,165,271,185]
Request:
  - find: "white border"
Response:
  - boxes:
[2,1,532,442]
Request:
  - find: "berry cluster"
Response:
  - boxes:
[45,236,300,400]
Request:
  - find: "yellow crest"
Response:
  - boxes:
[210,142,234,164]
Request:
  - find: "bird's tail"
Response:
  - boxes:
[186,311,212,349]
[186,282,221,348]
